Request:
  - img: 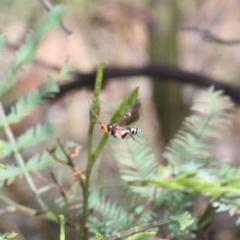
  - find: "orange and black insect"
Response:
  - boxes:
[90,101,142,143]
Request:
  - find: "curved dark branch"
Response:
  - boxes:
[54,64,240,103]
[6,42,240,103]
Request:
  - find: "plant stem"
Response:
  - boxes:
[0,103,57,220]
[0,193,58,222]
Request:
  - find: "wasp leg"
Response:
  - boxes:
[128,133,143,145]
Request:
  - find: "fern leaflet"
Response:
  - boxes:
[5,80,59,125]
[0,151,53,186]
[163,88,234,170]
[2,123,54,157]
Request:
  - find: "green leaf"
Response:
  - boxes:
[2,123,54,157]
[171,212,194,231]
[59,63,73,82]
[0,232,18,240]
[14,6,65,67]
[110,87,139,124]
[0,164,7,170]
[5,80,59,125]
[90,63,105,122]
[94,63,104,98]
[127,232,156,240]
[88,63,105,155]
[163,88,234,171]
[17,123,54,149]
[113,139,157,180]
[0,151,53,186]
[95,232,104,240]
[0,6,65,97]
[89,189,134,233]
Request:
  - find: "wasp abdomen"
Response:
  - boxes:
[119,127,141,139]
[128,127,141,135]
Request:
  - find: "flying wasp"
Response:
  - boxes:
[90,101,142,143]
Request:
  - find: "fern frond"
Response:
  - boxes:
[0,151,53,186]
[17,123,54,150]
[59,63,73,82]
[111,139,158,197]
[0,6,65,97]
[163,88,234,169]
[5,80,59,125]
[112,140,157,181]
[13,6,65,67]
[2,123,54,157]
[89,190,134,235]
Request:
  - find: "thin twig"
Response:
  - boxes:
[50,172,81,233]
[50,172,72,217]
[0,193,58,222]
[39,0,72,34]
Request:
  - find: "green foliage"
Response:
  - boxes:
[2,123,54,157]
[95,232,104,240]
[4,80,59,126]
[112,139,157,182]
[0,151,53,186]
[0,4,68,231]
[171,212,194,231]
[108,88,237,239]
[0,6,65,97]
[89,190,134,236]
[0,232,17,240]
[163,87,234,171]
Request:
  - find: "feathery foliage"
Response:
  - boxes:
[0,151,53,186]
[2,123,54,157]
[0,5,69,229]
[112,139,157,182]
[163,87,234,170]
[89,190,134,236]
[0,6,65,97]
[4,80,59,126]
[109,87,237,239]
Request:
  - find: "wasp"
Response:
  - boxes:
[90,101,142,143]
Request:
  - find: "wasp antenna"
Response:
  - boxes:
[88,98,101,120]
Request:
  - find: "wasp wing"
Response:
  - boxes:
[115,101,141,126]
